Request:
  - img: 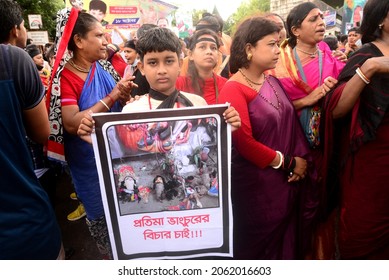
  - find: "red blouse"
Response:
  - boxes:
[219,81,276,168]
[176,74,227,105]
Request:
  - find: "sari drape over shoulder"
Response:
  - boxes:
[219,76,318,259]
[269,41,345,103]
[46,8,120,162]
[63,62,121,220]
[270,40,345,217]
[323,43,389,259]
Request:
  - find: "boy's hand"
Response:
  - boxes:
[223,106,241,132]
[126,94,141,104]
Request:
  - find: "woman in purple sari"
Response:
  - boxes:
[47,9,133,258]
[219,16,318,259]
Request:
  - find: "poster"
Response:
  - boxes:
[341,0,367,34]
[91,105,232,259]
[27,31,49,45]
[66,0,177,30]
[324,10,337,28]
[28,14,43,29]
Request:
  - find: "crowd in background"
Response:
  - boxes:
[1,0,389,260]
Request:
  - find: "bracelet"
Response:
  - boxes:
[107,94,115,105]
[355,67,370,84]
[99,99,110,111]
[283,155,293,170]
[272,151,283,169]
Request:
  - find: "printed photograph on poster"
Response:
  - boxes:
[91,105,232,259]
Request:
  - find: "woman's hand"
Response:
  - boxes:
[332,49,347,62]
[77,110,95,144]
[112,75,138,105]
[223,106,241,132]
[288,157,307,182]
[321,76,338,95]
[301,76,338,107]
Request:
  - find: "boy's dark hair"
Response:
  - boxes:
[136,23,157,39]
[89,0,107,14]
[0,0,24,43]
[136,27,181,62]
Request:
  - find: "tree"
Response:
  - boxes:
[192,9,208,26]
[224,0,270,35]
[17,0,64,41]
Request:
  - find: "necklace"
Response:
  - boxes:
[258,75,281,110]
[68,58,90,73]
[295,46,319,58]
[239,68,264,86]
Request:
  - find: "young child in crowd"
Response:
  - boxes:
[77,27,241,141]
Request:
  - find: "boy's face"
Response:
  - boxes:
[138,50,181,95]
[89,9,105,22]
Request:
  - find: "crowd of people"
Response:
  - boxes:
[1,0,389,260]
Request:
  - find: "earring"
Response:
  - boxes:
[247,53,252,61]
[379,23,384,30]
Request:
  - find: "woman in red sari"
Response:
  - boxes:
[323,0,389,259]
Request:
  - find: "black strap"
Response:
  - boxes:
[149,88,194,109]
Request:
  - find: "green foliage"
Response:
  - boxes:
[224,0,270,36]
[17,0,64,42]
[192,9,208,26]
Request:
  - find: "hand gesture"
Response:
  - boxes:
[113,73,138,105]
[304,76,338,106]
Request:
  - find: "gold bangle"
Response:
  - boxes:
[99,99,110,111]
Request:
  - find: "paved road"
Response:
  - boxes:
[55,172,100,260]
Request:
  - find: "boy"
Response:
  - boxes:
[89,0,108,26]
[77,28,240,141]
[122,27,208,111]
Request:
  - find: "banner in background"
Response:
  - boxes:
[66,0,177,30]
[28,14,43,29]
[324,10,337,27]
[341,0,367,34]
